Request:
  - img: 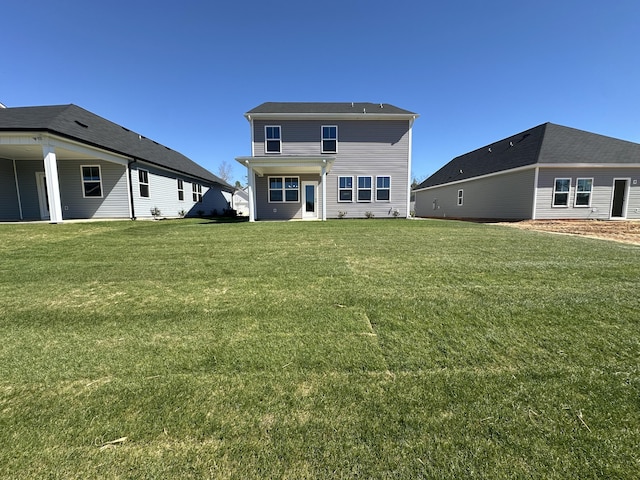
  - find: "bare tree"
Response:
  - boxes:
[217,160,233,183]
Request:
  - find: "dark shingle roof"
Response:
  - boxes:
[0,104,231,189]
[247,102,417,116]
[416,123,640,189]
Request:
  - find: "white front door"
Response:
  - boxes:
[35,172,50,220]
[302,181,317,219]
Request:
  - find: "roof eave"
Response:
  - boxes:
[244,112,419,122]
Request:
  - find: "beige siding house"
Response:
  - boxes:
[236,102,418,221]
[414,123,640,221]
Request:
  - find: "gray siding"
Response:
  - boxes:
[253,173,323,220]
[253,119,411,218]
[0,158,20,220]
[415,169,536,219]
[535,167,640,220]
[14,160,43,220]
[131,164,229,219]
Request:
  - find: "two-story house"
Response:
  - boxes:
[235,102,418,221]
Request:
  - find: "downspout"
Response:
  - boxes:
[12,158,23,220]
[128,160,136,220]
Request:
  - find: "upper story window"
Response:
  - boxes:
[338,176,353,202]
[269,176,299,202]
[376,176,391,201]
[357,176,372,202]
[553,178,570,207]
[81,165,103,198]
[265,126,281,154]
[457,189,464,206]
[177,179,184,201]
[322,126,337,153]
[192,183,203,202]
[575,178,593,207]
[138,169,149,198]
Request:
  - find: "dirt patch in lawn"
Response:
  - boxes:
[493,220,640,245]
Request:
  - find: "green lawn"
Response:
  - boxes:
[0,219,638,479]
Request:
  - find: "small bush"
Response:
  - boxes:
[365,211,375,219]
[338,211,347,219]
[150,206,161,219]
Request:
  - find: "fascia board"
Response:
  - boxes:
[245,112,419,122]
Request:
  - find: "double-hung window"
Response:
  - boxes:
[265,126,281,154]
[575,178,593,207]
[192,183,202,202]
[457,189,464,206]
[177,179,184,201]
[322,126,337,153]
[81,165,102,197]
[553,178,570,207]
[338,176,353,202]
[139,169,149,198]
[376,176,391,201]
[357,176,372,202]
[269,176,299,202]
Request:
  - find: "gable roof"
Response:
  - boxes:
[246,102,417,118]
[0,104,231,190]
[416,123,640,189]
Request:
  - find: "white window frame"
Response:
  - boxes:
[268,176,299,203]
[574,177,593,207]
[138,169,149,198]
[357,176,372,202]
[552,178,571,207]
[177,179,184,201]
[265,125,281,154]
[322,125,338,153]
[338,176,353,202]
[376,176,391,202]
[457,189,464,206]
[80,165,103,198]
[192,183,202,202]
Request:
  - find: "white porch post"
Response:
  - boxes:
[42,144,63,223]
[247,164,256,222]
[321,164,327,221]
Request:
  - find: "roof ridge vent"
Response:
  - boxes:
[74,120,89,128]
[351,102,354,107]
[363,107,366,114]
[488,147,492,153]
[380,103,383,108]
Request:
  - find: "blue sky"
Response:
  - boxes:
[3,0,639,184]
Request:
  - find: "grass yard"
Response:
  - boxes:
[0,218,638,479]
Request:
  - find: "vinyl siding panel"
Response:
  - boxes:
[14,160,43,220]
[535,167,640,219]
[252,119,411,218]
[415,169,535,219]
[0,158,20,220]
[253,173,322,220]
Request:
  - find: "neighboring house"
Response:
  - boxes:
[232,187,249,216]
[0,104,233,223]
[235,102,418,221]
[414,123,640,221]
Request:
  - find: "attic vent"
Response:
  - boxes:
[509,141,514,147]
[351,102,354,107]
[122,127,130,132]
[75,120,88,128]
[380,103,383,108]
[488,147,492,153]
[363,108,366,114]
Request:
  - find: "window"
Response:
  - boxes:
[269,176,299,202]
[575,178,593,206]
[376,176,391,201]
[177,179,184,201]
[81,165,102,197]
[553,178,570,207]
[139,169,149,197]
[322,125,337,153]
[338,176,353,202]
[457,189,464,206]
[357,176,372,202]
[265,125,281,153]
[192,183,202,202]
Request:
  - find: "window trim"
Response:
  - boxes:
[192,183,203,202]
[457,189,463,206]
[552,177,571,207]
[265,125,281,154]
[138,169,150,198]
[80,165,103,198]
[376,175,391,202]
[268,176,299,203]
[338,176,353,202]
[357,176,372,202]
[177,179,184,201]
[321,125,338,153]
[574,177,593,207]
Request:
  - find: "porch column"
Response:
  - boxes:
[246,164,256,222]
[321,164,327,221]
[42,144,63,223]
